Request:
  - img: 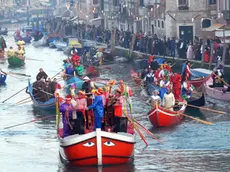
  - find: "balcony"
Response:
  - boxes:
[178,5,189,10]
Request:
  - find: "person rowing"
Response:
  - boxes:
[147,90,161,107]
[162,88,175,111]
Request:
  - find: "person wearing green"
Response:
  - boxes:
[75,65,84,77]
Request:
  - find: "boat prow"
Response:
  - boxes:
[59,128,135,166]
[148,104,186,128]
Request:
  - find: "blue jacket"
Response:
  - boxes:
[159,87,168,99]
[88,96,104,118]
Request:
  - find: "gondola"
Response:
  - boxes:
[187,93,205,107]
[7,55,25,67]
[0,73,7,85]
[148,104,187,128]
[14,34,32,43]
[26,81,56,110]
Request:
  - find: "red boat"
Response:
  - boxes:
[130,69,142,85]
[57,101,135,166]
[148,104,187,128]
[130,68,211,89]
[59,128,135,166]
[85,65,100,77]
[188,76,211,88]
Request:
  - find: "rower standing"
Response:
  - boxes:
[36,68,48,81]
[162,89,175,111]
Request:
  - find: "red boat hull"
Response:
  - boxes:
[59,129,135,166]
[188,75,211,88]
[148,105,186,128]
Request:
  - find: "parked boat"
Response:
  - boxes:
[0,73,7,84]
[32,37,47,47]
[14,34,32,43]
[7,55,25,67]
[54,40,67,51]
[204,77,230,101]
[148,104,187,128]
[0,30,8,35]
[26,81,56,110]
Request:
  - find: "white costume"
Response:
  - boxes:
[162,92,175,111]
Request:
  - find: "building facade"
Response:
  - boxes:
[165,0,219,40]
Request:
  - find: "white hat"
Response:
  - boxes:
[83,76,90,81]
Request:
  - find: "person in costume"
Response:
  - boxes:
[36,68,48,81]
[0,69,7,83]
[141,68,148,79]
[162,88,175,111]
[75,91,87,127]
[213,69,224,87]
[82,76,97,94]
[65,64,74,77]
[170,73,183,101]
[181,81,195,100]
[111,89,124,132]
[147,90,161,107]
[75,64,84,77]
[159,76,170,99]
[59,95,75,137]
[71,50,80,66]
[215,56,224,74]
[86,90,104,130]
[7,46,15,56]
[96,48,104,65]
[144,69,155,83]
[183,61,192,81]
[161,61,172,73]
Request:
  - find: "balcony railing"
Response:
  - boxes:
[178,4,189,10]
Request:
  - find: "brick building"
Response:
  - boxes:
[165,0,218,40]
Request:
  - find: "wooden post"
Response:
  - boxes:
[111,25,116,54]
[129,34,136,58]
[222,27,227,72]
[201,37,206,67]
[208,41,214,69]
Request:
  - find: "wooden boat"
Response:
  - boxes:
[187,93,205,107]
[7,55,25,66]
[57,101,135,166]
[32,37,47,47]
[26,81,56,110]
[14,34,32,43]
[148,104,187,128]
[189,68,213,88]
[204,77,230,101]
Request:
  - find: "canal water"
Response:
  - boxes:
[0,32,230,172]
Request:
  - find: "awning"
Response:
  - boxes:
[202,23,225,32]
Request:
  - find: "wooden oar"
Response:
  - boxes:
[25,58,44,62]
[8,72,31,77]
[134,119,163,144]
[181,113,213,125]
[15,97,31,104]
[2,87,27,103]
[187,104,227,115]
[123,111,148,147]
[1,70,63,103]
[4,115,56,129]
[213,72,229,87]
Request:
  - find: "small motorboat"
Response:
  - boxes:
[204,77,230,101]
[148,104,187,128]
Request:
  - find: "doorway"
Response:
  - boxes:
[179,25,193,41]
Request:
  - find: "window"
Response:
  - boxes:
[209,0,216,5]
[140,0,144,6]
[154,20,157,27]
[161,21,164,28]
[178,0,189,10]
[158,20,160,27]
